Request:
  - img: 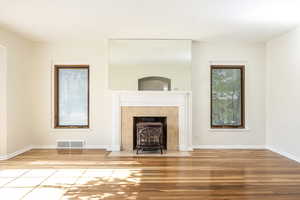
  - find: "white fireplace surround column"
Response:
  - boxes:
[111,91,193,151]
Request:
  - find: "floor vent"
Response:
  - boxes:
[57,140,85,149]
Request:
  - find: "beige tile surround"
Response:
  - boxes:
[121,106,179,151]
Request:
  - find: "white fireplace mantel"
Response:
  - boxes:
[111,91,193,151]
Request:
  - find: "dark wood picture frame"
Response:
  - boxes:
[54,65,90,129]
[210,65,245,129]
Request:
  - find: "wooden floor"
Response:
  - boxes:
[0,149,300,200]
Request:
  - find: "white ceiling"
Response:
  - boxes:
[0,0,300,43]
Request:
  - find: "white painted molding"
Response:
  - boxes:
[193,145,265,149]
[31,145,57,149]
[109,145,121,152]
[0,145,32,161]
[85,145,111,150]
[110,90,192,95]
[111,93,121,152]
[208,128,251,132]
[0,144,114,160]
[49,129,94,133]
[31,145,110,150]
[209,60,248,65]
[266,146,300,163]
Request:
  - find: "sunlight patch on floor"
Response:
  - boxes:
[22,188,65,200]
[0,168,142,199]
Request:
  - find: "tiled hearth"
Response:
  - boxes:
[111,91,192,152]
[108,151,192,157]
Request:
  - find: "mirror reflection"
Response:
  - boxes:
[109,39,191,91]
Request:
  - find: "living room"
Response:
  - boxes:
[0,1,300,199]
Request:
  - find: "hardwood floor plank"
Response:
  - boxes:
[0,149,299,199]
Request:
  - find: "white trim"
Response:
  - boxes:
[266,146,300,163]
[106,39,110,90]
[208,128,251,132]
[110,90,192,94]
[0,144,112,160]
[31,145,57,149]
[111,94,121,151]
[209,60,248,65]
[31,145,110,150]
[50,129,93,133]
[179,145,194,151]
[193,145,265,149]
[109,145,121,151]
[85,145,111,150]
[0,145,32,161]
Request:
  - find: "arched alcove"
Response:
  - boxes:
[138,76,171,91]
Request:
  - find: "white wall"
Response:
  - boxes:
[0,29,268,152]
[192,42,266,147]
[109,40,191,91]
[31,42,113,148]
[266,27,300,158]
[31,41,266,148]
[109,65,191,91]
[0,45,7,156]
[4,25,300,155]
[0,28,35,155]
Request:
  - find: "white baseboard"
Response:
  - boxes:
[85,145,110,150]
[109,145,121,152]
[0,145,32,161]
[266,146,300,163]
[31,145,56,149]
[0,145,111,160]
[193,145,300,163]
[193,145,266,149]
[31,145,110,150]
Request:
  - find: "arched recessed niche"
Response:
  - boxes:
[138,76,171,91]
